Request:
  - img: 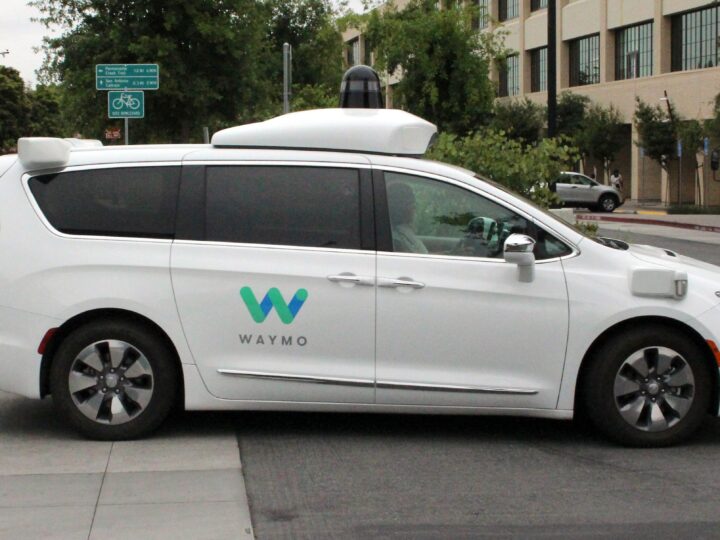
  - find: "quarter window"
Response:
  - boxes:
[384,172,571,260]
[205,166,361,249]
[28,167,180,238]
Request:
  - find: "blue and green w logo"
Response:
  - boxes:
[240,287,308,325]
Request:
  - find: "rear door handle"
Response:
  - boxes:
[378,277,425,289]
[327,273,375,287]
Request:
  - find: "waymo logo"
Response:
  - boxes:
[240,287,308,325]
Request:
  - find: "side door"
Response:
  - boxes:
[171,162,376,403]
[554,173,575,203]
[374,170,570,409]
[571,174,599,205]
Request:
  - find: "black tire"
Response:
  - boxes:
[598,194,618,212]
[50,319,178,440]
[582,325,712,447]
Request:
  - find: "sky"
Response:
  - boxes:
[0,0,367,88]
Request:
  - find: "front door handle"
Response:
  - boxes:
[327,273,375,287]
[378,277,425,289]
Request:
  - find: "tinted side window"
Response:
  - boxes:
[205,166,361,249]
[29,167,180,238]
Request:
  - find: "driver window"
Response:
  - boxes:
[385,172,531,259]
[384,172,573,260]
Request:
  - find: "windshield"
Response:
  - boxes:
[472,174,588,238]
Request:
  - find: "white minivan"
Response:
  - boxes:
[1,108,719,446]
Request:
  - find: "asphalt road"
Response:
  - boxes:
[236,229,720,540]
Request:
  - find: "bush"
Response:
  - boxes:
[426,129,579,207]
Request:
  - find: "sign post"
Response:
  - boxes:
[96,64,159,145]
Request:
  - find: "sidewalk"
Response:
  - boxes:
[0,391,254,540]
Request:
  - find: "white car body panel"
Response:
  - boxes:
[0,126,719,429]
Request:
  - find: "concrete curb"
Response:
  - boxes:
[576,214,720,234]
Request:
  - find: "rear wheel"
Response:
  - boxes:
[582,325,712,447]
[50,319,178,440]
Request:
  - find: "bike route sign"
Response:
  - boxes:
[108,91,145,118]
[96,64,159,90]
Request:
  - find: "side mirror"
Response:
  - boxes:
[504,234,536,282]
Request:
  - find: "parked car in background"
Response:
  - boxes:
[551,172,624,212]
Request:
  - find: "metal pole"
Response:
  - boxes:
[124,118,129,145]
[203,127,210,144]
[547,0,557,137]
[283,43,292,114]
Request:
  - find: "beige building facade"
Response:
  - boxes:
[492,0,720,206]
[344,0,720,206]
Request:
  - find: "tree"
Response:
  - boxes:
[365,0,504,134]
[634,97,677,171]
[33,0,273,142]
[556,91,589,141]
[575,103,624,178]
[0,66,30,151]
[27,85,65,138]
[266,0,345,91]
[706,93,720,143]
[427,129,578,207]
[489,98,545,146]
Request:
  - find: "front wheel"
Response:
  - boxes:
[598,194,618,212]
[50,319,178,440]
[582,326,712,447]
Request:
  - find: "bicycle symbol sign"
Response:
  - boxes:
[108,91,144,118]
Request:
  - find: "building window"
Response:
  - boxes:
[475,0,489,30]
[499,0,519,22]
[530,47,548,92]
[531,0,548,11]
[672,5,720,71]
[569,34,600,86]
[499,54,520,97]
[363,38,373,66]
[346,38,360,66]
[615,22,653,80]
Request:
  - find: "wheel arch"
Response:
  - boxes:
[574,315,719,415]
[39,308,185,407]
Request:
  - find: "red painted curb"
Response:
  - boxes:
[576,214,720,234]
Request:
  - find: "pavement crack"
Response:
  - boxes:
[87,441,113,540]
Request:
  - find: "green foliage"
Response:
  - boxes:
[32,0,345,142]
[556,91,589,140]
[291,84,338,111]
[489,98,545,146]
[0,67,66,152]
[0,66,29,151]
[634,97,677,170]
[365,0,503,134]
[575,103,624,174]
[427,130,578,207]
[574,222,598,237]
[266,0,344,90]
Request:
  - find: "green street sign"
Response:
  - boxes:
[96,64,159,90]
[108,91,144,118]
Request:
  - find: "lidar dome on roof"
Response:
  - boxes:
[211,108,437,156]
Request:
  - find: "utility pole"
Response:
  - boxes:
[283,43,292,114]
[547,0,557,137]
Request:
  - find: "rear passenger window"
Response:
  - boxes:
[205,166,361,249]
[29,167,180,238]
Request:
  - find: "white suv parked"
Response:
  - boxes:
[1,108,719,446]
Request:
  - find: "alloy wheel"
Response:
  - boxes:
[68,340,154,425]
[613,346,695,432]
